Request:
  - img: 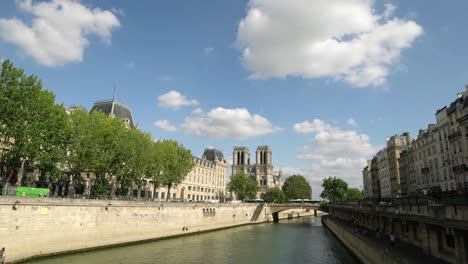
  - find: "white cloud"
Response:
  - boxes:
[153,120,177,132]
[382,3,396,19]
[0,0,120,66]
[236,0,423,87]
[191,108,204,115]
[346,118,358,127]
[158,90,199,110]
[181,107,281,140]
[290,119,381,199]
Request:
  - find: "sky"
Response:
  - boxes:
[1,0,468,199]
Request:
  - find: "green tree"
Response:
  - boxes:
[346,188,364,201]
[282,175,312,199]
[227,172,259,201]
[263,187,287,203]
[320,177,348,202]
[160,140,194,201]
[0,60,68,188]
[146,140,168,201]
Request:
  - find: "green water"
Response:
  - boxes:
[25,216,358,264]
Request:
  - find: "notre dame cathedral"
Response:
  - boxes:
[232,145,282,198]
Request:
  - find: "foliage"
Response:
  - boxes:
[346,188,364,201]
[160,140,194,201]
[320,177,348,202]
[282,175,312,199]
[0,59,197,199]
[0,60,68,185]
[263,187,287,203]
[227,172,259,201]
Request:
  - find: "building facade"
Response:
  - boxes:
[148,148,227,202]
[364,85,468,198]
[231,145,283,198]
[362,160,373,198]
[386,132,412,197]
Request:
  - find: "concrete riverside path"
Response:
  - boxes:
[325,216,445,264]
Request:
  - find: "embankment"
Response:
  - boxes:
[0,197,313,263]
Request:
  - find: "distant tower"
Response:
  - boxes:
[232,147,251,176]
[255,145,273,188]
[231,145,281,199]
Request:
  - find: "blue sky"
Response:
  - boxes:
[1,0,467,199]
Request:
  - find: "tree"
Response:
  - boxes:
[346,188,364,201]
[263,187,287,203]
[0,60,68,188]
[282,175,312,199]
[320,177,348,202]
[146,140,168,201]
[160,140,194,201]
[227,172,259,201]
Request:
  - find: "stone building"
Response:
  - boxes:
[364,85,468,198]
[90,97,135,128]
[362,160,373,198]
[386,132,412,197]
[231,145,283,198]
[147,148,227,202]
[376,148,390,198]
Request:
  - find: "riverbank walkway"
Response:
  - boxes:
[326,215,445,264]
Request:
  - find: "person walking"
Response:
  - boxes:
[390,233,396,248]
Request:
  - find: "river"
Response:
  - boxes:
[24,216,358,264]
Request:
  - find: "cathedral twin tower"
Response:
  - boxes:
[232,145,282,198]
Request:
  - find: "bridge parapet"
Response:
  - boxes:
[267,203,320,214]
[324,202,468,228]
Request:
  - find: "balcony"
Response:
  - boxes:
[448,131,462,141]
[457,113,468,124]
[452,164,467,173]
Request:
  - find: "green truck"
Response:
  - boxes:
[15,187,50,197]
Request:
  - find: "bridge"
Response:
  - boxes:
[263,203,321,222]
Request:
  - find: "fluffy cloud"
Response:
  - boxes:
[236,0,423,87]
[158,91,199,110]
[0,0,120,66]
[290,119,381,199]
[153,120,177,132]
[181,107,281,139]
[346,118,358,127]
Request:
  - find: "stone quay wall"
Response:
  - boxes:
[0,197,313,263]
[322,216,392,264]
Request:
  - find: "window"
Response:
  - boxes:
[161,192,165,199]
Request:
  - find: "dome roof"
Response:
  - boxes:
[202,149,224,161]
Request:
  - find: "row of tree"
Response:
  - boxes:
[0,60,194,199]
[227,173,312,203]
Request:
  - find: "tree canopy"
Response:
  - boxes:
[320,177,348,202]
[0,60,196,199]
[263,187,287,203]
[227,172,259,201]
[320,177,363,202]
[0,59,68,186]
[282,175,312,199]
[346,188,364,201]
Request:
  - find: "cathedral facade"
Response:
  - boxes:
[231,145,282,198]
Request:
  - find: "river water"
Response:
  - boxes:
[25,216,358,264]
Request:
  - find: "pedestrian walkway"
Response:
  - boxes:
[327,216,446,264]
